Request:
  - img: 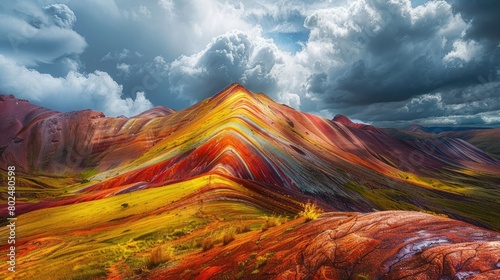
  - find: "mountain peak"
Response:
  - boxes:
[332,114,380,133]
[210,83,253,100]
[198,82,260,112]
[332,114,354,125]
[405,124,425,133]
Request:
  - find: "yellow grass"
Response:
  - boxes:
[147,246,174,268]
[299,201,323,221]
[0,174,274,279]
[261,215,285,231]
[222,227,236,245]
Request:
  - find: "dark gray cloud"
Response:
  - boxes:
[303,1,488,105]
[294,0,500,127]
[340,80,500,127]
[452,0,500,42]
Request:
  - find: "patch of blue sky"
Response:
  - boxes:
[266,30,309,53]
[411,0,431,7]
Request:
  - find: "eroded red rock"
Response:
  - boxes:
[151,211,499,279]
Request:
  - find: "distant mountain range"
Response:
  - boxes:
[1,84,499,279]
[390,124,500,159]
[405,124,495,133]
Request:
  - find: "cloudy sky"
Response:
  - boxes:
[0,0,499,127]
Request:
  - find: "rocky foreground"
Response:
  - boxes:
[145,211,500,280]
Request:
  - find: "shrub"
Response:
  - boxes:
[299,201,323,222]
[201,237,215,251]
[236,223,251,234]
[171,228,189,237]
[261,216,283,231]
[222,228,236,245]
[147,246,174,269]
[357,273,371,280]
[255,252,273,270]
[255,256,268,269]
[236,261,246,279]
[419,210,448,218]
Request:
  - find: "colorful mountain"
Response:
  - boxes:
[0,84,499,279]
[440,128,500,159]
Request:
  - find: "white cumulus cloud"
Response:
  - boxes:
[169,29,288,104]
[0,54,152,117]
[44,4,77,28]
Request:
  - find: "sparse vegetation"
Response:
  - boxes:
[284,227,295,233]
[72,268,107,280]
[222,227,236,245]
[8,173,286,279]
[251,252,274,274]
[147,246,174,269]
[261,215,285,231]
[299,200,323,221]
[249,253,257,260]
[201,237,216,251]
[419,210,448,218]
[236,222,251,234]
[235,261,246,279]
[255,256,268,269]
[171,227,190,237]
[357,273,372,280]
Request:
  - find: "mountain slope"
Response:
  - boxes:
[1,84,499,279]
[2,84,499,227]
[441,128,500,159]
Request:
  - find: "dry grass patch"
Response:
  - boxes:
[235,223,251,234]
[299,201,323,222]
[147,245,174,268]
[201,237,216,251]
[261,216,286,231]
[222,227,236,245]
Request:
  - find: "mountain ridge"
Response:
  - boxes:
[1,84,500,279]
[1,85,499,228]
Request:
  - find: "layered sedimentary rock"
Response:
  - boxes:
[1,84,499,228]
[1,84,499,279]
